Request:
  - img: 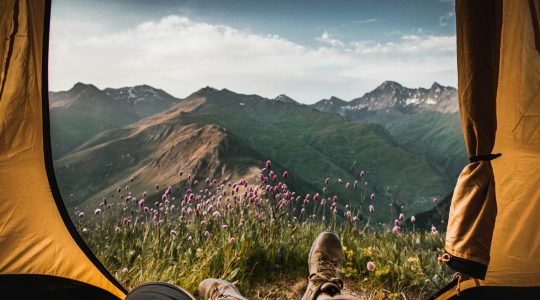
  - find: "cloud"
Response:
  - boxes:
[439,11,455,27]
[316,31,345,47]
[50,15,456,103]
[352,18,378,25]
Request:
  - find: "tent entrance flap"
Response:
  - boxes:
[443,0,502,280]
[441,0,540,292]
[0,0,126,298]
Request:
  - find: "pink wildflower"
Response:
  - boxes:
[367,262,376,272]
[411,216,416,223]
[431,225,438,235]
[369,205,375,213]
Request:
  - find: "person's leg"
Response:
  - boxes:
[198,278,248,300]
[126,282,196,300]
[301,232,360,300]
[197,232,361,300]
[315,293,359,300]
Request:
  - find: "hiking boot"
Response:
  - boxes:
[301,232,345,300]
[198,278,248,300]
[315,293,359,300]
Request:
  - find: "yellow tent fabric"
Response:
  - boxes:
[488,0,540,286]
[444,0,501,278]
[444,0,540,289]
[0,0,126,298]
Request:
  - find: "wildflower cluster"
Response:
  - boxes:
[73,160,451,299]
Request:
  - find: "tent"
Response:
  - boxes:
[0,0,127,298]
[434,0,540,298]
[1,0,540,299]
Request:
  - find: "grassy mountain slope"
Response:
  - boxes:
[382,112,466,177]
[49,83,180,158]
[310,81,466,181]
[166,88,451,215]
[55,96,318,209]
[53,86,455,218]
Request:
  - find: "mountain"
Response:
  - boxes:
[310,81,466,177]
[311,81,458,117]
[49,83,181,158]
[273,94,298,104]
[310,96,347,114]
[54,86,453,219]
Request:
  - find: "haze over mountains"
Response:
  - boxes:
[50,81,465,219]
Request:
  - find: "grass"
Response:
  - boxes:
[75,161,453,299]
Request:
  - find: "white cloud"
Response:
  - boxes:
[316,31,345,47]
[50,15,456,103]
[352,18,378,25]
[439,11,455,27]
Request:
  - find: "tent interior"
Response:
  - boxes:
[1,0,539,299]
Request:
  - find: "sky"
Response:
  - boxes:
[49,0,457,104]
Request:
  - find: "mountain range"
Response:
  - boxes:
[49,83,181,157]
[50,81,465,221]
[309,81,466,176]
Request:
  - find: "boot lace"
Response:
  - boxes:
[209,287,236,300]
[309,255,343,292]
